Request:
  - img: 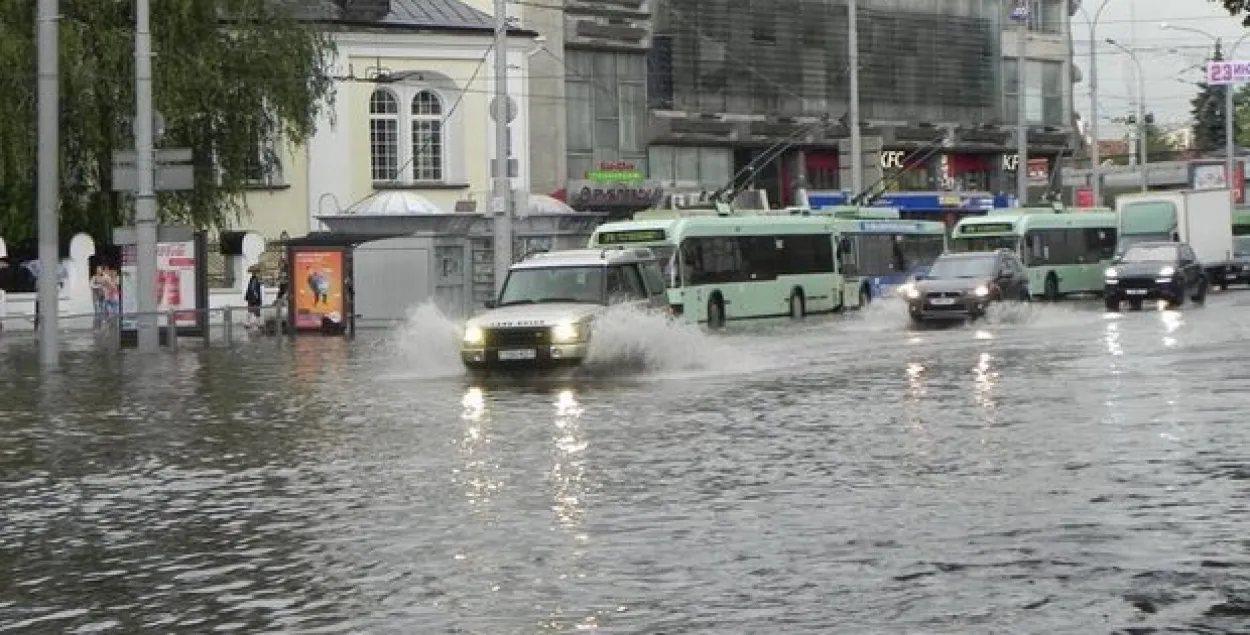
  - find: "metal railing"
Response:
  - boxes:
[0,304,291,349]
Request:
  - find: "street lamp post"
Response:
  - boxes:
[1105,38,1147,191]
[1162,23,1250,203]
[1079,0,1115,206]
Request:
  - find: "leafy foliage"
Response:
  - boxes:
[1191,41,1227,152]
[0,0,334,248]
[1217,0,1250,26]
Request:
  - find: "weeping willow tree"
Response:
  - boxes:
[0,0,335,248]
[1218,0,1250,25]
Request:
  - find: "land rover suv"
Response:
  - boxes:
[460,248,668,371]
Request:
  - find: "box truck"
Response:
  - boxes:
[1115,189,1234,284]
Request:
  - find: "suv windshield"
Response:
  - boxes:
[1120,245,1178,263]
[923,256,996,280]
[498,266,605,306]
[1235,236,1250,257]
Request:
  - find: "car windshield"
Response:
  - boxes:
[1235,237,1250,257]
[1119,245,1178,263]
[923,256,996,279]
[498,266,605,306]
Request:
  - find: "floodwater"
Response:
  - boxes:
[3,293,1250,633]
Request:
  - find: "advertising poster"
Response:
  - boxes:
[121,240,198,330]
[292,250,344,331]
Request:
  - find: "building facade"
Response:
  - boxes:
[233,0,536,240]
[646,0,1074,209]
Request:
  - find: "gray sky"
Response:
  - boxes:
[1073,0,1248,140]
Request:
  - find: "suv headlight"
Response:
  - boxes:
[974,285,989,297]
[551,321,580,343]
[463,325,484,345]
[1104,267,1117,278]
[1158,266,1175,276]
[900,283,920,299]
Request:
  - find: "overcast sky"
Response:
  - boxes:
[1073,0,1249,139]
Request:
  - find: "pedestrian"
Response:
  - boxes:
[244,264,264,328]
[90,266,107,329]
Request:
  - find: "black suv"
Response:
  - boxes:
[902,249,1031,323]
[1104,241,1207,310]
[1221,236,1250,288]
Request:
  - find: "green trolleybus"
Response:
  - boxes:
[800,206,947,304]
[588,214,857,326]
[950,208,1118,300]
[1234,207,1250,235]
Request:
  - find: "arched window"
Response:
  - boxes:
[369,89,399,182]
[411,90,443,181]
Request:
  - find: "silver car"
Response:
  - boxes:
[461,248,669,371]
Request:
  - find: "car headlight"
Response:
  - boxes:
[1104,267,1117,278]
[974,285,989,297]
[551,321,579,343]
[900,284,920,299]
[463,325,484,345]
[1159,266,1175,276]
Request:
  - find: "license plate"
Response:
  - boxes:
[930,298,956,306]
[1126,289,1147,295]
[498,349,537,361]
[1227,274,1239,280]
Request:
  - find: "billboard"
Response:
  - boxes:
[1206,60,1250,86]
[291,249,346,332]
[120,240,200,330]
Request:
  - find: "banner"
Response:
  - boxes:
[121,240,198,329]
[292,250,344,331]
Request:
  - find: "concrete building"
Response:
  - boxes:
[231,0,537,240]
[643,0,1074,210]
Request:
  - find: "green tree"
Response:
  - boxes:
[0,1,335,248]
[1217,0,1250,25]
[1109,115,1180,164]
[1191,40,1227,151]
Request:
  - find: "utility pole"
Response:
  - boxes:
[848,0,863,196]
[134,0,159,351]
[1083,0,1115,207]
[1015,7,1029,205]
[491,0,513,297]
[36,0,59,365]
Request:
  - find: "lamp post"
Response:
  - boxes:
[848,0,862,196]
[36,0,59,364]
[491,0,513,297]
[1012,0,1028,205]
[1161,23,1250,202]
[1105,38,1147,191]
[1078,0,1115,206]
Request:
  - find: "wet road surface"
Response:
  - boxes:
[2,293,1250,633]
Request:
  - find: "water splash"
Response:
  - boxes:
[579,304,750,376]
[385,302,465,379]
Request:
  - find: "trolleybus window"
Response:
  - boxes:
[1022,228,1117,266]
[681,234,835,286]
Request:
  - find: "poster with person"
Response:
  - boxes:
[291,250,344,331]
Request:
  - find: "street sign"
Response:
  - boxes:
[1009,0,1030,21]
[112,148,193,165]
[111,147,195,192]
[1206,60,1250,85]
[111,165,194,191]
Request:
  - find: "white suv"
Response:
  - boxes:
[461,247,669,371]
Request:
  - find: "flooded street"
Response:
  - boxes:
[3,294,1250,633]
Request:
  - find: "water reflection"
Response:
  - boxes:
[550,389,587,531]
[458,387,500,510]
[1159,310,1183,348]
[971,351,998,421]
[903,361,931,458]
[1104,321,1123,361]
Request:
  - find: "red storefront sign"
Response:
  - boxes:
[1075,187,1095,208]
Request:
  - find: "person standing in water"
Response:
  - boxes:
[244,264,264,327]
